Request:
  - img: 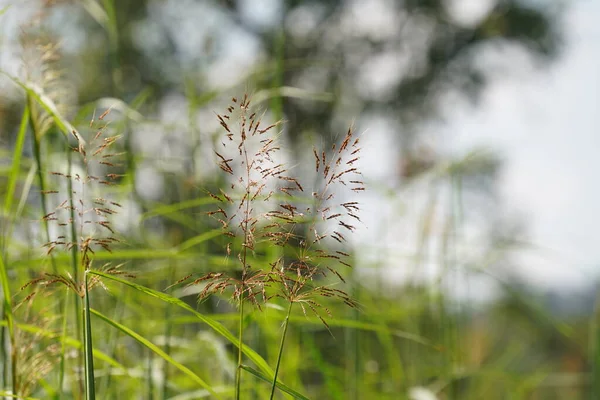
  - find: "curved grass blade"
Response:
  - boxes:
[90,308,221,399]
[1,108,30,393]
[240,365,309,400]
[0,104,26,390]
[178,230,223,252]
[88,270,274,377]
[162,313,435,348]
[3,104,29,217]
[140,197,218,222]
[0,72,78,141]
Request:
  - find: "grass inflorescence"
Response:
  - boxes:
[179,95,364,399]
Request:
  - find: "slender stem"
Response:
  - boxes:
[66,142,84,396]
[0,252,15,397]
[235,130,252,400]
[58,288,70,399]
[27,94,57,275]
[235,297,245,400]
[269,301,293,400]
[24,94,55,397]
[83,270,96,400]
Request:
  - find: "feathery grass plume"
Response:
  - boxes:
[20,4,75,140]
[263,125,363,400]
[185,95,364,398]
[196,94,284,306]
[37,109,124,278]
[267,125,363,326]
[24,110,126,399]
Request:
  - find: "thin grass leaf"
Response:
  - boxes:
[58,288,70,399]
[164,312,435,348]
[88,270,274,377]
[178,230,223,252]
[90,308,221,399]
[3,105,29,217]
[0,72,78,140]
[240,365,309,400]
[140,197,219,221]
[80,0,109,28]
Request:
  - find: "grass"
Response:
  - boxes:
[0,85,592,399]
[0,3,594,400]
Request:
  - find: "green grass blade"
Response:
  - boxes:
[1,106,29,392]
[90,308,221,399]
[0,252,15,393]
[269,302,293,400]
[0,72,79,140]
[140,197,218,222]
[3,104,29,217]
[88,270,274,377]
[240,365,309,400]
[167,313,434,347]
[58,289,70,399]
[178,230,224,252]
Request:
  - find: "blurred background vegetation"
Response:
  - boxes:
[0,0,596,399]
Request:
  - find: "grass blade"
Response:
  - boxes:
[240,365,309,400]
[3,104,29,218]
[0,72,79,140]
[88,270,274,377]
[90,308,221,399]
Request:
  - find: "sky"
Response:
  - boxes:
[350,0,600,298]
[439,0,600,290]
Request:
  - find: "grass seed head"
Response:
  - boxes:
[188,95,364,323]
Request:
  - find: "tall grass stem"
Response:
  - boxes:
[83,272,96,400]
[269,302,293,400]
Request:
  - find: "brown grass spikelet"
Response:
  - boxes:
[188,94,364,327]
[26,110,130,297]
[182,94,364,397]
